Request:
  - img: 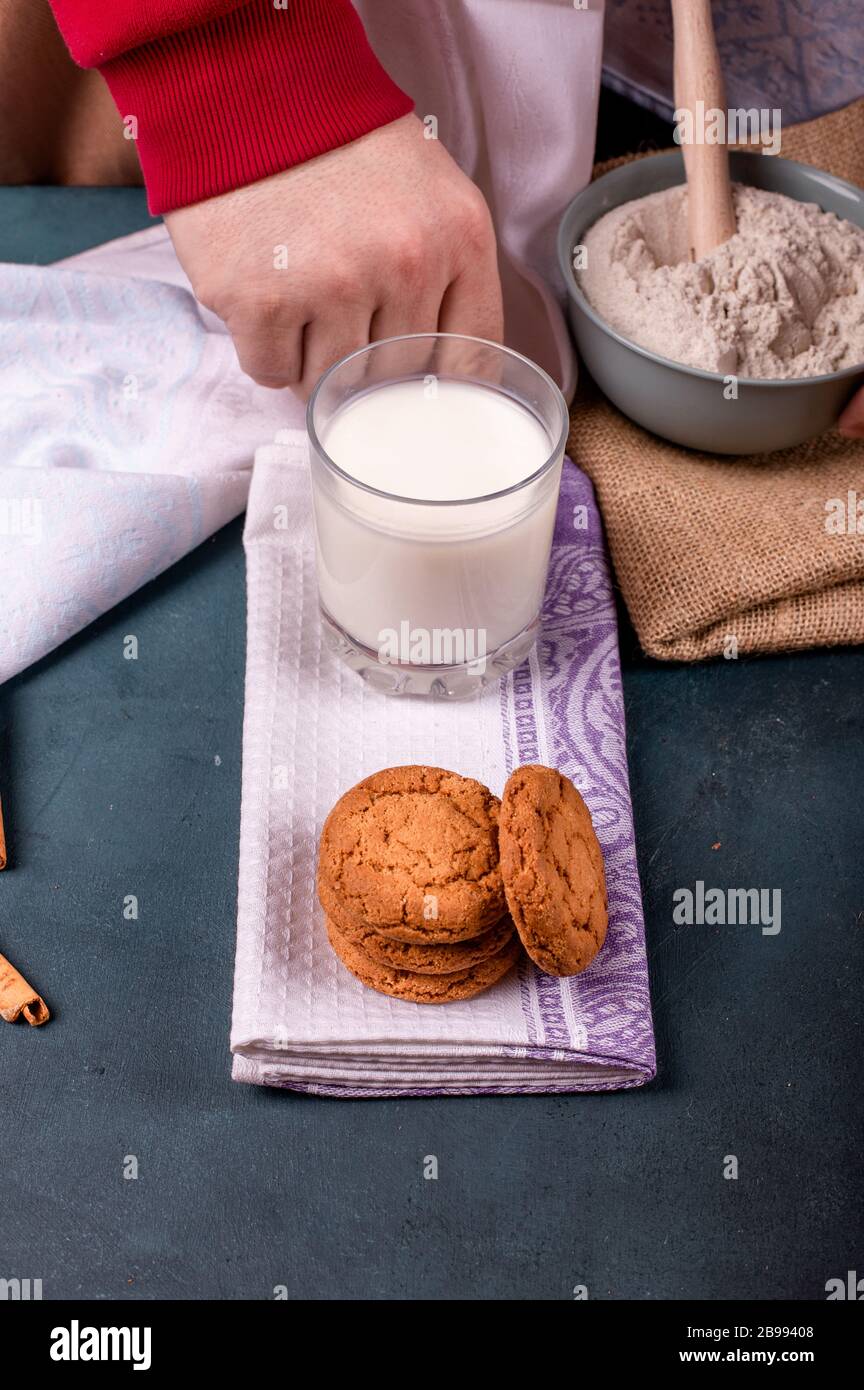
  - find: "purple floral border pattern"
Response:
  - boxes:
[500,465,656,1083]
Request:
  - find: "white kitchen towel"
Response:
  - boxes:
[230,432,656,1096]
[0,226,303,685]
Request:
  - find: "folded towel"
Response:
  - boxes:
[230,434,656,1096]
[569,101,864,663]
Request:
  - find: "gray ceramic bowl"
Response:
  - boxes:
[558,151,864,454]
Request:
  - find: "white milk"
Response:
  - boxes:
[312,378,562,661]
[321,379,552,500]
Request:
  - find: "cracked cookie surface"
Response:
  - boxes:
[320,877,515,973]
[499,764,608,977]
[317,765,506,942]
[326,914,523,1004]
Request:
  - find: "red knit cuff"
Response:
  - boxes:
[98,0,414,214]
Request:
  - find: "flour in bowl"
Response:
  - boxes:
[578,183,864,379]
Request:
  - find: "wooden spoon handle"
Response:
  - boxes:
[671,0,737,260]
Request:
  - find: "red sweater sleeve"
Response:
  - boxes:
[47,0,414,214]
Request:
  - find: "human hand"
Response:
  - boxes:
[839,385,864,438]
[164,114,503,397]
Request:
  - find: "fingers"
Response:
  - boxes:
[436,189,504,344]
[297,308,373,399]
[224,297,305,390]
[438,243,504,346]
[226,261,503,394]
[838,388,864,438]
[369,286,442,345]
[225,301,372,395]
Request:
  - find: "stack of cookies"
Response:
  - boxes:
[317,763,609,1005]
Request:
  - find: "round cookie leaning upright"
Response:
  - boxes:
[499,765,608,977]
[317,765,507,944]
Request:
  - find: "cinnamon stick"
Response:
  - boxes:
[0,792,6,869]
[0,952,50,1025]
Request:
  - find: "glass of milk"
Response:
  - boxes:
[307,334,568,698]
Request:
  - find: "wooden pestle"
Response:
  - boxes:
[671,0,737,261]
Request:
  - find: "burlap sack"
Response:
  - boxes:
[568,101,864,662]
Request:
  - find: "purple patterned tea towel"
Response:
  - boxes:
[230,432,656,1096]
